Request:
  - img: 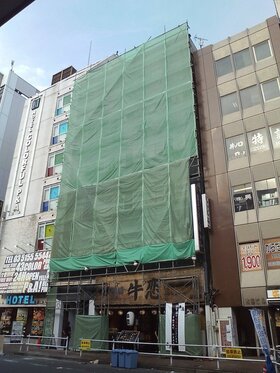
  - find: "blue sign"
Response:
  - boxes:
[250,308,270,353]
[6,294,36,305]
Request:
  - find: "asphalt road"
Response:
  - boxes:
[0,354,169,373]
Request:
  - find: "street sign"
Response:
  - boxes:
[80,339,91,351]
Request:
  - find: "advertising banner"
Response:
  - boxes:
[0,251,50,294]
[250,308,270,353]
[264,238,280,270]
[239,242,262,272]
[178,303,185,352]
[165,303,172,351]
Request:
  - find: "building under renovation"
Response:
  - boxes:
[0,25,208,352]
[2,12,280,354]
[46,24,207,352]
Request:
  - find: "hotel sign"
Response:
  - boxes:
[6,294,36,305]
[9,98,41,217]
[14,112,36,210]
[0,251,50,294]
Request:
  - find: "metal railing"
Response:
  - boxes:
[78,338,280,372]
[25,335,69,355]
[2,334,24,351]
[2,335,279,371]
[2,334,69,355]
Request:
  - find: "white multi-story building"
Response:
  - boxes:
[0,69,38,204]
[0,64,106,336]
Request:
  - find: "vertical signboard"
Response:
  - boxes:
[191,184,200,252]
[250,308,271,359]
[165,303,172,351]
[178,303,185,352]
[8,97,41,218]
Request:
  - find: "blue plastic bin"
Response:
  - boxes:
[111,349,119,368]
[124,350,138,369]
[118,349,126,368]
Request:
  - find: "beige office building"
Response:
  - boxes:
[195,15,280,347]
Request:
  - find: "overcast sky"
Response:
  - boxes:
[0,0,276,90]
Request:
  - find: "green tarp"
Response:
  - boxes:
[51,24,197,272]
[73,315,109,350]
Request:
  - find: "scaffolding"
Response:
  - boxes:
[51,23,197,273]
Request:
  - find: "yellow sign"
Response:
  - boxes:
[80,339,91,351]
[225,348,243,359]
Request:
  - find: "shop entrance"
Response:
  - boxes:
[108,307,159,352]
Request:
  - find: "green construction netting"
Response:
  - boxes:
[51,24,197,272]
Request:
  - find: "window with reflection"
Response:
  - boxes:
[269,124,280,150]
[226,134,247,161]
[240,85,261,109]
[221,92,239,116]
[233,48,252,70]
[215,56,233,77]
[233,184,254,212]
[253,40,272,62]
[261,79,280,102]
[255,178,279,208]
[247,128,269,155]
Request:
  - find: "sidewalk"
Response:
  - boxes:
[3,344,267,373]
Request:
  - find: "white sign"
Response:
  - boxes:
[9,99,41,217]
[270,124,280,149]
[202,194,211,229]
[0,251,50,294]
[14,112,36,211]
[226,135,247,160]
[248,128,269,154]
[239,242,262,272]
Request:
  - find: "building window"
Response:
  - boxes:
[31,97,41,110]
[221,92,239,116]
[55,93,71,116]
[226,134,247,161]
[261,79,280,102]
[253,40,272,62]
[269,124,280,150]
[42,185,60,212]
[255,178,279,208]
[215,56,233,77]
[233,48,252,70]
[51,121,68,145]
[47,152,64,176]
[233,184,254,212]
[247,128,269,154]
[37,222,55,250]
[240,85,261,109]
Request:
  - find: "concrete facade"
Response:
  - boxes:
[195,15,280,348]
